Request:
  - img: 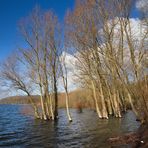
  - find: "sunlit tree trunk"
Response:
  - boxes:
[48,94,54,120]
[65,90,72,122]
[99,81,108,119]
[91,80,102,118]
[53,74,58,120]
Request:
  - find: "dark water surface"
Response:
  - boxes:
[0,105,140,148]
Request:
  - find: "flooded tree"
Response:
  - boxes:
[65,0,148,122]
[0,55,40,119]
[19,7,61,120]
[60,51,72,122]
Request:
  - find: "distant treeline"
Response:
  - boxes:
[0,95,39,105]
[0,89,95,109]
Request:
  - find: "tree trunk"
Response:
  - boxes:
[65,91,72,122]
[127,92,139,117]
[106,99,113,115]
[49,94,54,120]
[91,81,102,118]
[53,75,58,120]
[27,94,40,119]
[34,106,40,119]
[99,82,108,119]
[40,93,47,120]
[117,91,122,118]
[45,102,50,119]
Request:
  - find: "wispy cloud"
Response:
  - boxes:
[136,0,148,14]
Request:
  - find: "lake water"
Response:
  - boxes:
[0,105,140,148]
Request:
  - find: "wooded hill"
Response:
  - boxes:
[0,89,95,108]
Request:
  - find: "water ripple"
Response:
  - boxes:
[0,105,140,148]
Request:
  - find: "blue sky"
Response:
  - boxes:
[0,0,74,61]
[0,0,140,62]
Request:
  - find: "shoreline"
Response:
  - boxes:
[108,125,148,148]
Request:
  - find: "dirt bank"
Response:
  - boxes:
[108,125,148,148]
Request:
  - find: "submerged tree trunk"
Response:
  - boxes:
[28,95,40,119]
[53,75,58,120]
[65,91,72,122]
[99,82,108,119]
[48,94,54,120]
[40,94,47,120]
[117,91,122,118]
[113,90,121,118]
[45,102,50,119]
[127,92,139,117]
[62,75,72,122]
[34,106,40,119]
[91,81,102,118]
[106,99,113,115]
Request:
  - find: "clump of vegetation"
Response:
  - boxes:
[65,0,148,123]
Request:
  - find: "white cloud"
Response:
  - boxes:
[61,18,147,91]
[109,18,147,65]
[136,0,148,14]
[58,52,78,92]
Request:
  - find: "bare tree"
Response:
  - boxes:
[0,55,40,119]
[65,0,147,122]
[19,6,61,120]
[60,51,72,122]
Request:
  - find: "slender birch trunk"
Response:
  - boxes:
[49,94,54,120]
[65,90,72,122]
[91,80,102,118]
[99,81,108,119]
[28,95,40,119]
